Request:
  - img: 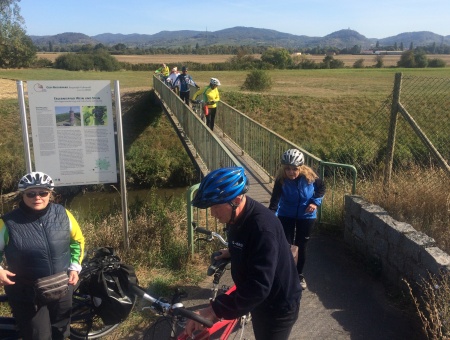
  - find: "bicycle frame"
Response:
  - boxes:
[176,286,247,340]
[191,100,206,123]
[182,224,249,340]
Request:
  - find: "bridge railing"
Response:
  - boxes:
[154,76,241,253]
[215,100,357,226]
[154,76,241,172]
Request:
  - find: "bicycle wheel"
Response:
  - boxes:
[69,277,121,339]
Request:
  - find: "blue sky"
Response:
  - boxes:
[20,0,450,39]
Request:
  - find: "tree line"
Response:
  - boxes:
[36,40,450,57]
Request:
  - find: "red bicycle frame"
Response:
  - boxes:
[177,286,241,340]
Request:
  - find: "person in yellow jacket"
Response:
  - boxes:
[0,172,85,340]
[154,63,170,80]
[192,78,221,131]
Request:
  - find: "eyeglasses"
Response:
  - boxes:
[25,191,50,198]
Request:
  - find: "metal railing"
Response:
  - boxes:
[214,100,357,224]
[154,76,241,173]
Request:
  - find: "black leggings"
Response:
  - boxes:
[6,283,73,340]
[206,107,217,130]
[277,216,315,275]
[180,91,190,105]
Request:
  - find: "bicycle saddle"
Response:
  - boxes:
[207,251,231,276]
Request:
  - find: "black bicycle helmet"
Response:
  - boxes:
[192,167,248,209]
[281,149,304,167]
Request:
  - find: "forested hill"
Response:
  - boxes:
[29,27,450,50]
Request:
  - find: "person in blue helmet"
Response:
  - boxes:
[183,167,301,340]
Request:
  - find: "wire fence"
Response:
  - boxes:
[328,72,450,252]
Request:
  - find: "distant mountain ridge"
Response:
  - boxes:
[29,27,450,50]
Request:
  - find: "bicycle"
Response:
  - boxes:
[139,222,250,340]
[191,99,207,124]
[0,248,132,340]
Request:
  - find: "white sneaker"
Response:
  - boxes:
[299,275,307,290]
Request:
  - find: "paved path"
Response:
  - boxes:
[184,231,423,340]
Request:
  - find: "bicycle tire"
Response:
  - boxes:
[69,276,122,339]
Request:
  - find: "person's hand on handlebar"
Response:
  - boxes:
[182,305,220,337]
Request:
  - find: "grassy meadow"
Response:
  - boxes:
[1,61,449,338]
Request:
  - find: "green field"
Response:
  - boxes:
[2,67,450,96]
[2,66,448,169]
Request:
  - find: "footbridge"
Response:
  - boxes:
[151,76,422,340]
[152,76,357,251]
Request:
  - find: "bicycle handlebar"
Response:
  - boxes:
[193,223,228,246]
[130,283,214,328]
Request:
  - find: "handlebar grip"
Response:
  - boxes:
[195,226,212,236]
[172,307,214,328]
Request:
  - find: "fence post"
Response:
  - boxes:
[384,72,402,191]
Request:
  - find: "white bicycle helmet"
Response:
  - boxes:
[18,172,54,191]
[210,78,221,86]
[281,149,304,167]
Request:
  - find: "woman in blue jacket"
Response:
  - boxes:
[269,149,325,290]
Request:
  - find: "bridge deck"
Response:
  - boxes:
[214,127,274,205]
[158,93,274,204]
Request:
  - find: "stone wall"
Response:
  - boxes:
[344,195,450,288]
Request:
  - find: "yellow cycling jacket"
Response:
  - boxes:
[193,86,220,108]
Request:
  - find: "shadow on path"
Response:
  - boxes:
[295,231,424,340]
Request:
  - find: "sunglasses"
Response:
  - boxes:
[25,191,50,198]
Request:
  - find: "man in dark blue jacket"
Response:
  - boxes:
[172,66,199,105]
[184,167,301,340]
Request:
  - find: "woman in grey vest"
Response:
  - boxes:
[0,172,85,340]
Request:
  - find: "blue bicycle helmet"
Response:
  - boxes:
[192,167,248,209]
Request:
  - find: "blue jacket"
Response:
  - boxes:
[173,74,198,92]
[269,176,325,219]
[211,197,301,320]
